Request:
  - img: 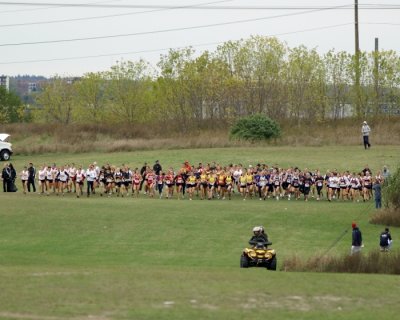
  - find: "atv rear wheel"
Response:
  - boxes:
[266,256,277,270]
[240,255,249,268]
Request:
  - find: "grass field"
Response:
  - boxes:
[1,146,400,319]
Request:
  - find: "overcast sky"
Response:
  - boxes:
[0,0,398,77]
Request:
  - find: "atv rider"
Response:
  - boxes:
[249,226,271,248]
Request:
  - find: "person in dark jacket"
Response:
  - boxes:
[2,163,11,192]
[380,227,392,251]
[27,162,36,193]
[153,160,162,175]
[249,226,270,247]
[139,162,147,192]
[351,222,363,255]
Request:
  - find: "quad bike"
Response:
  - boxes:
[240,241,277,270]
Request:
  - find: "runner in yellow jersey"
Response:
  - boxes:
[199,171,208,200]
[239,173,247,199]
[246,169,254,199]
[207,170,217,200]
[186,171,197,200]
[217,170,226,199]
[225,171,234,200]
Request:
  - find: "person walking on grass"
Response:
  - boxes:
[361,121,371,149]
[351,222,363,255]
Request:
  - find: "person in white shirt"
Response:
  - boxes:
[361,121,371,149]
[38,165,48,195]
[20,166,29,194]
[57,166,69,196]
[75,165,85,198]
[85,164,97,197]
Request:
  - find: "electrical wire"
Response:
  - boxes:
[0,2,399,10]
[0,0,234,28]
[0,0,124,14]
[0,5,354,47]
[0,23,353,65]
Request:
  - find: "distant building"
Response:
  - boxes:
[0,75,9,91]
[28,82,37,93]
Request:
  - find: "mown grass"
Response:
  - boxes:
[1,146,400,319]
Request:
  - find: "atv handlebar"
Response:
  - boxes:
[249,240,272,246]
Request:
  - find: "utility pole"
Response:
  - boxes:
[354,0,361,117]
[374,37,379,114]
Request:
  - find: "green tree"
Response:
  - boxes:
[324,50,352,119]
[103,60,154,124]
[0,86,24,123]
[230,114,281,141]
[73,72,107,123]
[35,77,76,124]
[286,46,327,123]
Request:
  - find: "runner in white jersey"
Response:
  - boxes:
[338,173,350,201]
[75,166,85,198]
[233,165,243,193]
[349,173,361,202]
[57,166,69,196]
[85,164,97,197]
[20,166,29,194]
[51,166,59,193]
[38,165,48,195]
[68,164,77,193]
[328,172,340,201]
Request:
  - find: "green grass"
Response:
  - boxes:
[1,146,400,319]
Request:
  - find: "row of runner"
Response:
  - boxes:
[17,162,385,201]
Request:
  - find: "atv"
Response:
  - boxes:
[240,241,277,270]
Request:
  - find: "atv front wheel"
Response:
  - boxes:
[240,255,249,268]
[266,256,277,271]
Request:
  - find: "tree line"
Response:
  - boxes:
[2,36,400,127]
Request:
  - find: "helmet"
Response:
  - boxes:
[252,226,262,233]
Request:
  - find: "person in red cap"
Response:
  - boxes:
[351,222,363,255]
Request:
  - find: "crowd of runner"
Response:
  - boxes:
[4,160,389,203]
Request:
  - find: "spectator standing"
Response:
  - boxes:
[379,227,392,251]
[361,121,371,149]
[153,160,162,175]
[351,222,363,255]
[2,163,11,192]
[382,165,390,184]
[27,162,36,193]
[372,179,382,209]
[8,163,17,192]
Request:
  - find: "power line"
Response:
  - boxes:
[0,0,234,28]
[0,0,124,14]
[0,23,353,65]
[0,2,399,9]
[0,5,354,47]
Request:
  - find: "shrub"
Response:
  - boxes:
[230,114,281,142]
[383,165,400,210]
[370,165,400,226]
[282,251,400,274]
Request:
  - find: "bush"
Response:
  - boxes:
[230,114,281,142]
[370,165,400,226]
[383,165,400,210]
[282,251,400,274]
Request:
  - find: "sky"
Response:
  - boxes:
[0,0,399,77]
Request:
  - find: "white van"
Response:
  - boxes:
[0,133,13,161]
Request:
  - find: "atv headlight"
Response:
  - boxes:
[264,252,272,259]
[249,251,257,258]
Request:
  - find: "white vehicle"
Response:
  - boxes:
[0,133,13,161]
